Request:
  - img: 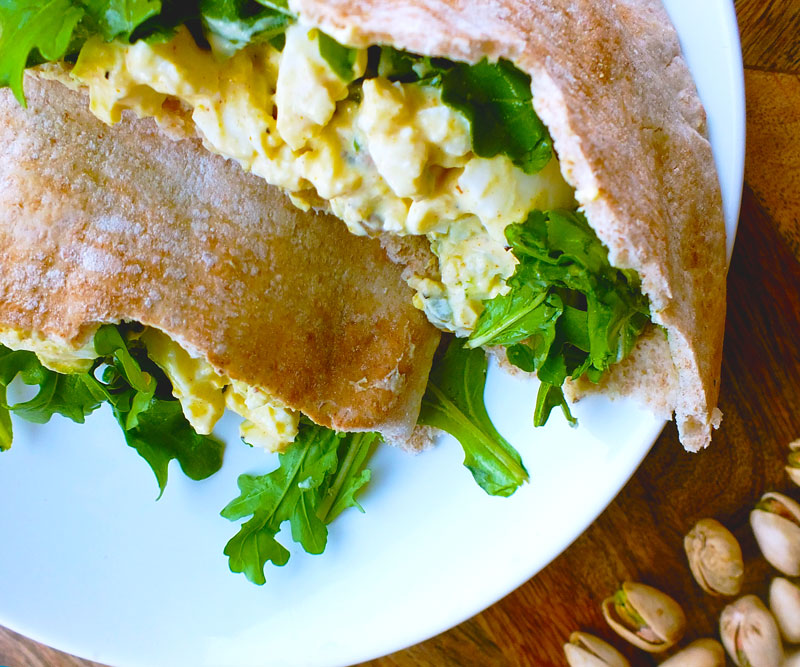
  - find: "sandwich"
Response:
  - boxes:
[0,0,727,581]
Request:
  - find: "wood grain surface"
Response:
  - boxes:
[2,1,798,665]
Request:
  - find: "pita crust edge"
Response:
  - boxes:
[292,0,727,451]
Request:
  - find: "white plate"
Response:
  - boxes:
[0,3,744,666]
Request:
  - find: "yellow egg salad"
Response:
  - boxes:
[69,22,575,337]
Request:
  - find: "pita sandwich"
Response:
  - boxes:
[0,0,726,452]
[0,76,440,450]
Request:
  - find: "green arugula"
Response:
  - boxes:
[199,0,292,57]
[316,30,358,82]
[0,0,87,104]
[116,397,225,495]
[83,0,161,40]
[0,326,224,495]
[0,0,164,104]
[468,210,650,427]
[222,421,378,584]
[377,47,552,174]
[418,338,528,497]
[0,345,104,450]
[92,324,224,496]
[440,59,552,174]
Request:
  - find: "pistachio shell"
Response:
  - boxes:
[787,440,800,487]
[601,582,686,653]
[684,518,744,596]
[563,632,630,667]
[750,492,800,576]
[719,595,784,667]
[768,577,800,643]
[785,650,800,667]
[658,639,726,667]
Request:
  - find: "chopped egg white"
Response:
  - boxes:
[0,326,97,373]
[224,381,299,453]
[139,328,298,451]
[71,22,577,336]
[139,328,227,436]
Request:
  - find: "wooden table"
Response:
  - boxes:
[2,1,798,665]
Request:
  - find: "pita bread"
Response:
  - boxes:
[0,76,440,443]
[290,0,727,451]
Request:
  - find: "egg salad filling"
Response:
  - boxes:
[139,328,298,452]
[69,22,575,336]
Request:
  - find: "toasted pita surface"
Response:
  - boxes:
[0,77,440,441]
[293,0,727,450]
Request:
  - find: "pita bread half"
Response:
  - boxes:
[290,0,727,451]
[0,76,440,444]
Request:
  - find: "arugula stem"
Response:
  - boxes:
[317,434,362,523]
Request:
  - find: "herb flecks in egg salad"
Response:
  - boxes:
[0,0,654,581]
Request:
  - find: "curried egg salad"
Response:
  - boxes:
[69,22,575,336]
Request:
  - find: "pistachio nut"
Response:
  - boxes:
[768,577,800,643]
[787,440,800,487]
[684,518,744,596]
[750,491,800,576]
[658,639,726,667]
[563,632,630,667]
[785,650,800,667]
[601,582,686,653]
[719,595,784,667]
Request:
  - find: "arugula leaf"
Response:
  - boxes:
[0,392,11,451]
[534,382,576,428]
[317,431,377,522]
[468,209,650,427]
[94,325,154,395]
[114,396,225,494]
[0,0,86,104]
[222,421,378,585]
[316,30,358,82]
[83,0,161,41]
[0,326,224,495]
[199,0,290,56]
[440,59,552,174]
[0,346,104,434]
[418,338,528,497]
[377,49,551,174]
[467,285,559,350]
[0,0,168,104]
[93,324,224,495]
[9,372,106,424]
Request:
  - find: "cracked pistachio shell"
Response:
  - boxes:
[750,491,800,576]
[768,577,800,643]
[658,639,726,667]
[720,595,784,667]
[601,582,686,653]
[787,440,800,487]
[684,518,744,596]
[563,632,630,667]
